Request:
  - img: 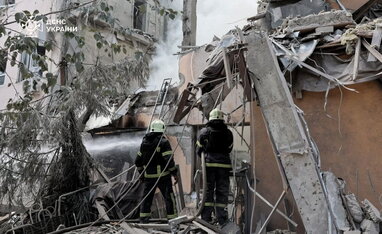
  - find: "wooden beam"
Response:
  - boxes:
[222,47,232,88]
[362,39,382,64]
[353,39,362,81]
[247,13,266,22]
[353,0,380,22]
[367,24,382,62]
[192,221,217,234]
[237,50,253,101]
[95,201,110,221]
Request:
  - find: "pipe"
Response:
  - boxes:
[158,80,171,119]
[46,219,169,234]
[195,152,207,217]
[257,190,287,234]
[180,152,207,223]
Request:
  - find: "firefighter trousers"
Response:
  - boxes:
[201,167,230,225]
[139,175,177,222]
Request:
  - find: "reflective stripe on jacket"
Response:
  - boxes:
[135,132,177,178]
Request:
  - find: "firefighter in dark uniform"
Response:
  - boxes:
[197,108,233,226]
[135,119,178,223]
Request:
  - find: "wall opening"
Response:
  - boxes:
[133,0,147,32]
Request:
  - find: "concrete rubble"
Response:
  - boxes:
[281,10,355,34]
[345,194,364,223]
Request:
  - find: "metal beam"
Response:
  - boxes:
[257,190,287,234]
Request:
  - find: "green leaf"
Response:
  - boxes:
[23,10,31,17]
[64,31,75,38]
[96,42,103,49]
[75,36,85,48]
[0,25,5,37]
[15,12,24,23]
[46,72,53,79]
[75,62,84,73]
[41,83,48,93]
[35,15,43,21]
[32,79,38,90]
[44,41,53,51]
[100,2,106,10]
[65,54,72,62]
[93,33,102,41]
[139,5,146,13]
[47,75,57,87]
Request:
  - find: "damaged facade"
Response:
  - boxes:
[1,0,382,233]
[0,0,168,110]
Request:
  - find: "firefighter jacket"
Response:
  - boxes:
[196,120,233,168]
[135,132,177,178]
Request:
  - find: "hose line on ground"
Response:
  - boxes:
[179,151,207,224]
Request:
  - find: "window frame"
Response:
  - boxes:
[0,49,7,86]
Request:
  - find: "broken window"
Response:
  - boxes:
[18,45,46,82]
[0,50,6,85]
[133,0,146,31]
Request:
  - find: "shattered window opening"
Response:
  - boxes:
[133,0,147,32]
[17,45,46,82]
[0,49,7,85]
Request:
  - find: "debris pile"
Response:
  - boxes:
[323,172,381,233]
[1,1,382,234]
[267,9,382,94]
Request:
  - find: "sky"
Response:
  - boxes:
[196,0,258,45]
[146,0,258,90]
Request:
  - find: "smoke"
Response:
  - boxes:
[145,0,183,91]
[196,0,258,45]
[146,0,258,91]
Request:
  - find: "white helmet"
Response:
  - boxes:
[209,108,224,121]
[150,119,165,133]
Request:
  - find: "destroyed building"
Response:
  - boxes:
[1,0,382,233]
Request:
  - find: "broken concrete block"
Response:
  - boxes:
[345,193,364,223]
[323,171,351,231]
[315,26,334,34]
[343,231,361,234]
[362,199,382,223]
[220,221,241,234]
[282,10,354,34]
[266,230,296,234]
[360,219,380,234]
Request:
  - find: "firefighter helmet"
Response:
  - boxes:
[209,108,224,121]
[150,119,165,133]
